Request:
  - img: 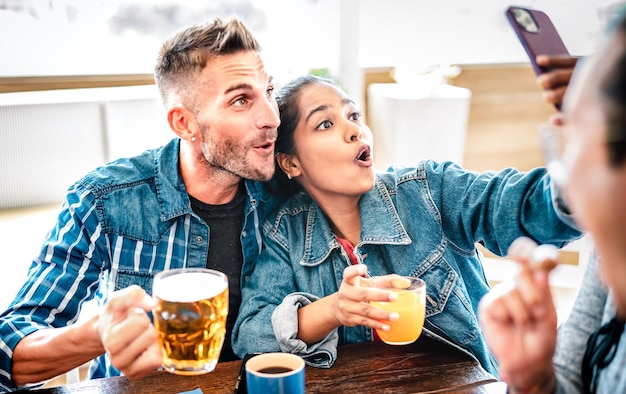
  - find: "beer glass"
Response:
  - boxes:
[152,268,228,375]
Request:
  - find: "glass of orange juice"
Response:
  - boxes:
[371,277,426,345]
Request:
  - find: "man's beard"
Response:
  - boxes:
[198,128,276,182]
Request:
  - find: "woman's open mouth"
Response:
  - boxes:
[356,145,373,166]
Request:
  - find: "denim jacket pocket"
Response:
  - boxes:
[418,257,458,316]
[418,257,481,345]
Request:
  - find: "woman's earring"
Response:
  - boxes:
[191,137,196,142]
[287,173,292,180]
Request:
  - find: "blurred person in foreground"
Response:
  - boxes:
[0,18,281,391]
[479,14,626,394]
[232,72,583,376]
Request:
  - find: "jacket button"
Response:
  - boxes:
[242,231,247,237]
[195,236,203,243]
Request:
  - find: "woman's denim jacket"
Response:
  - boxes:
[233,161,582,377]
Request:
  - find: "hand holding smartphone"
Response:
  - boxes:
[505,6,572,110]
[506,6,570,75]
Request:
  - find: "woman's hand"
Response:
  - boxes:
[330,265,401,331]
[296,265,402,344]
[478,237,558,389]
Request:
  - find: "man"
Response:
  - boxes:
[0,18,281,391]
[479,13,626,393]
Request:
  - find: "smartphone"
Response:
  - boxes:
[505,6,570,76]
[233,352,261,394]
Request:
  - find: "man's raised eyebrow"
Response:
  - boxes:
[223,76,274,96]
[224,83,253,96]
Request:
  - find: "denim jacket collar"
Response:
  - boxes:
[301,176,412,266]
[154,138,191,222]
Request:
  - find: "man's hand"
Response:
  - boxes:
[98,286,162,380]
[478,237,558,389]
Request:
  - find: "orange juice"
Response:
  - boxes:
[371,278,426,345]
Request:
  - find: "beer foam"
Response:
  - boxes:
[154,272,227,302]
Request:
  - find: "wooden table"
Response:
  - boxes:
[20,336,505,393]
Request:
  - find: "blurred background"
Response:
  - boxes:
[0,0,618,77]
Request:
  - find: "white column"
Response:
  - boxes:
[338,0,364,109]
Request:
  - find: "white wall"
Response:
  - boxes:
[356,0,617,68]
[0,85,172,209]
[260,0,622,107]
[1,1,620,77]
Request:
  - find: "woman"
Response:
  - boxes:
[232,75,581,376]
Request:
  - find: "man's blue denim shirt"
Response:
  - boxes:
[233,161,582,377]
[0,138,280,391]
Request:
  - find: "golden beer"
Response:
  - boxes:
[153,268,229,375]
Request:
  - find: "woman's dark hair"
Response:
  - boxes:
[601,14,626,167]
[265,75,338,197]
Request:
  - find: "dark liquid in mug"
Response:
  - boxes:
[258,366,293,374]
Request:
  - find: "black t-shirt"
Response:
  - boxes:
[189,184,245,362]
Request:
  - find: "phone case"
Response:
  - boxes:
[505,6,570,76]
